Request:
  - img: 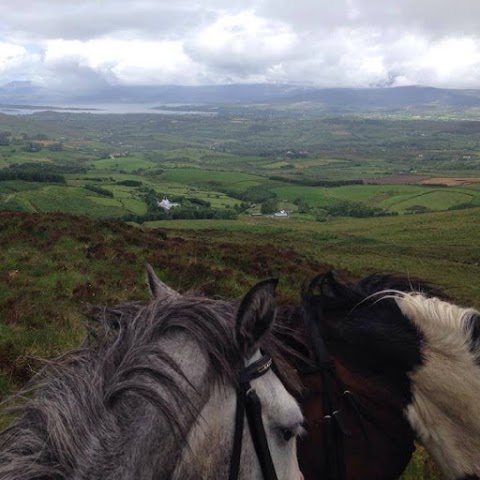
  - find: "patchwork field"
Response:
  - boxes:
[1,106,480,480]
[272,183,480,212]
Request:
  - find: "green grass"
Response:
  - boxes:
[272,184,480,213]
[392,190,474,211]
[91,156,157,172]
[145,208,480,307]
[162,168,267,192]
[19,185,129,218]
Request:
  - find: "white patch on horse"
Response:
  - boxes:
[172,349,304,480]
[394,293,480,479]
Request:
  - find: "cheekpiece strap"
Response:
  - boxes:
[229,353,276,480]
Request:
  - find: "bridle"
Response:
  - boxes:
[302,317,349,480]
[302,313,383,480]
[229,352,279,480]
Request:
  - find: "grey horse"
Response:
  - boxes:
[0,266,304,480]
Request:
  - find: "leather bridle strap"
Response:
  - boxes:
[303,314,348,480]
[229,354,278,480]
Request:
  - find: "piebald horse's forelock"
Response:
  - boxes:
[0,292,301,480]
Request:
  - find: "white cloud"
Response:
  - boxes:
[185,11,299,81]
[2,1,480,89]
[0,42,28,72]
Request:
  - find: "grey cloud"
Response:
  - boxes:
[257,0,480,37]
[3,0,480,43]
[0,1,214,41]
[350,0,480,37]
[41,58,112,92]
[2,0,480,89]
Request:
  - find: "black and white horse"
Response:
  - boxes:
[301,271,480,480]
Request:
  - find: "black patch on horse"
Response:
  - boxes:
[302,272,426,405]
[465,313,480,365]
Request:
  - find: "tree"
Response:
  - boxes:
[33,133,49,141]
[261,198,278,215]
[47,142,63,151]
[0,131,10,146]
[22,142,42,152]
[293,197,310,213]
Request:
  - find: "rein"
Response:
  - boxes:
[301,312,395,480]
[304,317,348,480]
[229,353,278,480]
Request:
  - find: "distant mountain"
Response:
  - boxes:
[0,81,45,102]
[2,82,480,110]
[286,86,480,109]
[56,83,317,104]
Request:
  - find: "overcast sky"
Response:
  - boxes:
[1,0,480,90]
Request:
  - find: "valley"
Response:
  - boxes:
[1,97,480,480]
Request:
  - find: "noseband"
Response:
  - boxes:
[229,353,278,480]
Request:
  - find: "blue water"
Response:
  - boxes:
[0,103,216,116]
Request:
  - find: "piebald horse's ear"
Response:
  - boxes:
[305,271,358,306]
[236,278,278,357]
[145,264,180,300]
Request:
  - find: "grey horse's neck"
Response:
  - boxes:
[75,332,214,480]
[0,324,218,480]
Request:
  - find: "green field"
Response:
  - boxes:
[273,184,480,212]
[91,155,157,172]
[1,106,480,479]
[162,168,266,191]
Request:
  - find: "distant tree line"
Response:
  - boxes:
[447,202,475,211]
[293,197,396,219]
[215,185,277,204]
[269,176,364,187]
[85,184,114,197]
[116,180,143,187]
[322,200,397,218]
[0,169,65,183]
[122,207,238,224]
[8,162,85,175]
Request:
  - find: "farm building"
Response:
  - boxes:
[157,197,180,210]
[273,210,289,218]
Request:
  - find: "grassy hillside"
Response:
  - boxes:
[0,211,332,396]
[145,208,480,307]
[2,209,479,478]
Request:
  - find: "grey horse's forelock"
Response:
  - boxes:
[0,295,246,480]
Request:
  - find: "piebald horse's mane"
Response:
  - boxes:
[304,271,445,308]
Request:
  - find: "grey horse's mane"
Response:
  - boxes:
[0,294,298,480]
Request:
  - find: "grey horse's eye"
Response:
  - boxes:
[281,428,295,442]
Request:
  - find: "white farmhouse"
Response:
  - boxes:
[157,197,180,210]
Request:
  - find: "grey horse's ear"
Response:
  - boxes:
[145,264,180,299]
[236,278,278,357]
